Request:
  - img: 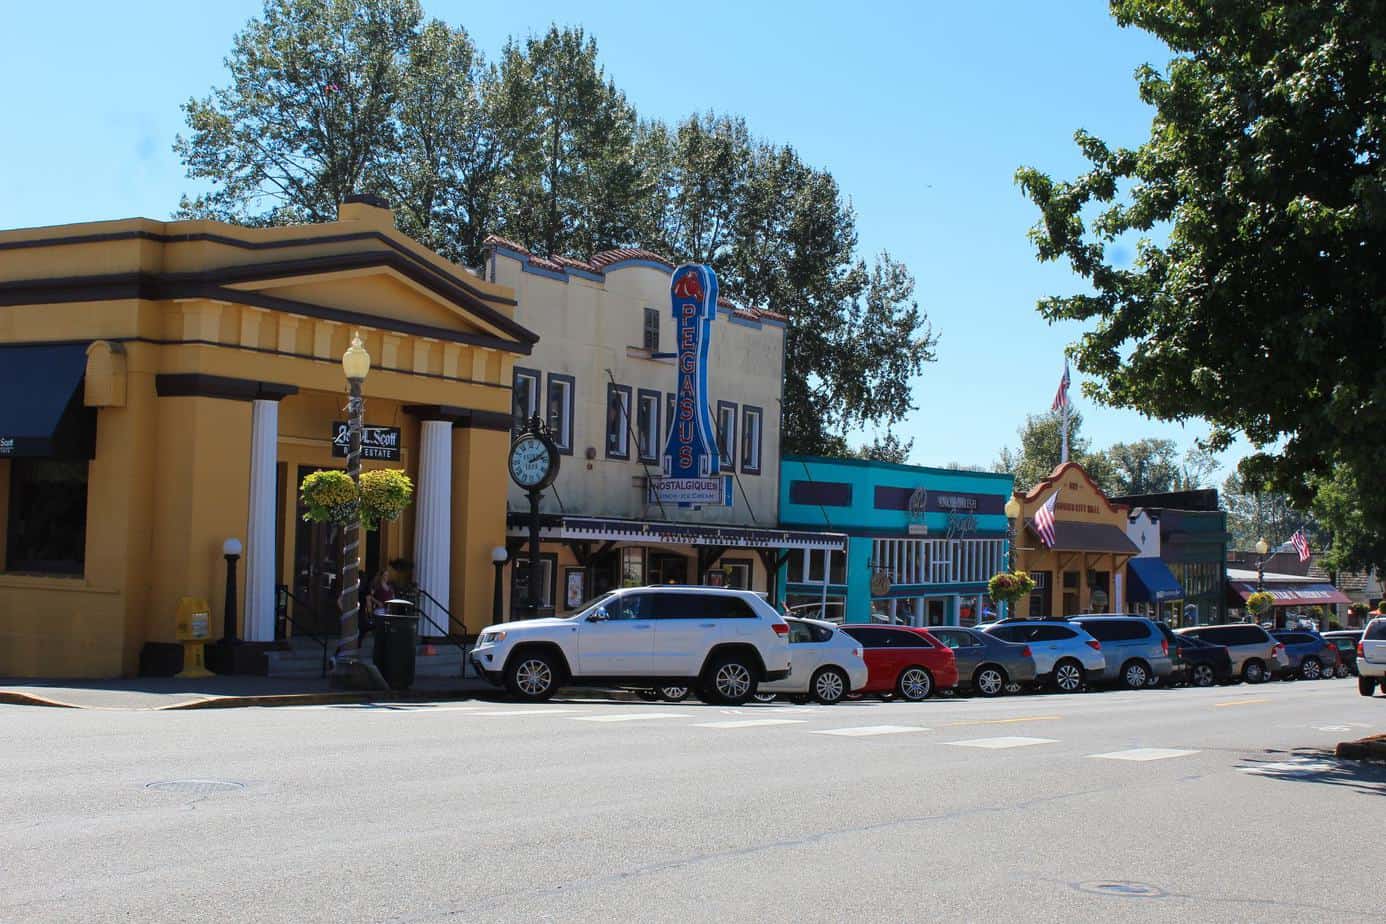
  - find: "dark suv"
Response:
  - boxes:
[1322,630,1363,677]
[1271,629,1340,680]
[1178,624,1290,683]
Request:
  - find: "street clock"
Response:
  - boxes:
[508,430,558,491]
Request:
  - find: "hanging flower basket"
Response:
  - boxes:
[988,570,1036,606]
[300,470,359,526]
[359,469,414,530]
[1246,591,1275,616]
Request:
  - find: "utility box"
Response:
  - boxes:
[175,597,213,678]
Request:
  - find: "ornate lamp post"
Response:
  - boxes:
[222,537,243,646]
[1255,537,1270,592]
[336,332,371,665]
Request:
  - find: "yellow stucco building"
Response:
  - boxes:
[0,197,535,678]
[1006,461,1139,617]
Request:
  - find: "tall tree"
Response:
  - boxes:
[1016,0,1386,568]
[174,0,420,223]
[994,410,1116,493]
[1103,438,1181,495]
[1222,471,1322,553]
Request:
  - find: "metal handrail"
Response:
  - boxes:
[276,584,329,678]
[409,586,471,661]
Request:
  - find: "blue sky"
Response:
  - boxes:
[0,0,1245,477]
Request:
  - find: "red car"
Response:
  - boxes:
[838,625,958,700]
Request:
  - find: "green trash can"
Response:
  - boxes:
[374,599,419,691]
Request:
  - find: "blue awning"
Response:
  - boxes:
[0,343,95,459]
[1128,556,1184,603]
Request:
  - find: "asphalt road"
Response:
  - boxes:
[3,678,1384,923]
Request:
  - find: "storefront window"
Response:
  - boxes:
[621,547,645,587]
[511,554,556,617]
[723,558,752,589]
[959,595,980,627]
[1029,570,1052,618]
[5,459,89,575]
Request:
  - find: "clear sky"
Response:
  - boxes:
[0,0,1246,477]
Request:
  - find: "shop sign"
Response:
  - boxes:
[648,476,733,507]
[331,422,402,461]
[662,264,726,506]
[0,437,13,456]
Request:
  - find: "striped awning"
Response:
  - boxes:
[507,513,846,551]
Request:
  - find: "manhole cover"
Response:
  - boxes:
[1074,880,1165,899]
[144,779,246,795]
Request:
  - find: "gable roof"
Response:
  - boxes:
[1016,461,1128,514]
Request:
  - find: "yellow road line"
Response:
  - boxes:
[939,715,1062,728]
[1213,698,1268,708]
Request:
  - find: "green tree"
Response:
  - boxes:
[994,410,1115,493]
[1103,438,1181,495]
[174,0,421,224]
[853,432,914,465]
[1016,1,1386,569]
[1221,471,1322,552]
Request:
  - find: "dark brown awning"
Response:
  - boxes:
[1026,519,1140,554]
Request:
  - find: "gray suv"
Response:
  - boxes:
[1178,623,1289,683]
[1071,615,1176,689]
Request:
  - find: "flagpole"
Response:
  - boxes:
[1060,398,1070,463]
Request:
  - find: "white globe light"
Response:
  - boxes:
[223,537,243,557]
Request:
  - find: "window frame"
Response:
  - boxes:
[4,458,89,575]
[665,393,676,445]
[545,373,575,455]
[510,552,558,617]
[635,388,662,464]
[605,383,633,460]
[511,366,541,436]
[740,405,763,475]
[642,307,661,353]
[715,400,737,472]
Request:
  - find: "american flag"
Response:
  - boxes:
[1052,360,1070,412]
[1292,529,1311,563]
[1034,491,1059,548]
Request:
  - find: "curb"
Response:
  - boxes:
[1335,734,1386,762]
[0,691,79,709]
[161,689,489,710]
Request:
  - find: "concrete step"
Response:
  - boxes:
[266,642,468,679]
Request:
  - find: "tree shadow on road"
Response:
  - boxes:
[1238,747,1386,796]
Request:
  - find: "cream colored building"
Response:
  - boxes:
[484,236,843,616]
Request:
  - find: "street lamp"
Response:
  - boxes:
[491,546,508,625]
[336,331,370,667]
[1255,537,1270,592]
[222,537,242,646]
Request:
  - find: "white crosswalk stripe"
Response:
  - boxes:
[468,708,586,717]
[811,725,925,737]
[571,713,691,723]
[694,719,809,729]
[1089,748,1200,761]
[946,736,1057,749]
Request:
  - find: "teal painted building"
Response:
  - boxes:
[778,456,1015,626]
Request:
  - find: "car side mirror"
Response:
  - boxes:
[587,609,608,623]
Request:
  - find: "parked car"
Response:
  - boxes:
[469,587,792,704]
[1271,629,1341,680]
[1170,633,1235,687]
[837,625,958,701]
[979,619,1106,693]
[1322,630,1362,677]
[1355,617,1386,697]
[758,617,869,704]
[1177,623,1290,683]
[1071,615,1176,689]
[928,626,1038,697]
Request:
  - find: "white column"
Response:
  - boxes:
[243,399,278,642]
[413,420,453,638]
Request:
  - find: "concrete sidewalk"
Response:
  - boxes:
[0,674,495,711]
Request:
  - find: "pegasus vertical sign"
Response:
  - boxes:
[652,264,731,507]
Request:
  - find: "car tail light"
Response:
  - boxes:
[1160,638,1169,656]
[853,647,864,658]
[772,622,790,636]
[1086,640,1102,652]
[1020,645,1032,658]
[1359,640,1366,658]
[1272,643,1284,657]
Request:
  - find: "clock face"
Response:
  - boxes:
[509,435,554,488]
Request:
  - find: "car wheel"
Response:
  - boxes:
[973,665,1007,698]
[1144,670,1161,689]
[1004,681,1024,694]
[505,651,560,702]
[1190,664,1216,687]
[636,689,661,702]
[1300,658,1322,681]
[659,685,690,702]
[1380,677,1386,695]
[1358,675,1376,697]
[705,653,757,705]
[1120,660,1151,691]
[810,667,849,705]
[895,666,934,701]
[1242,659,1267,684]
[1334,662,1350,679]
[752,692,778,704]
[1053,659,1085,693]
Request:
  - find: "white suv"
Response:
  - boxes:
[1357,617,1386,697]
[470,586,792,704]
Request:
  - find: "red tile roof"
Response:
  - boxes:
[484,235,786,325]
